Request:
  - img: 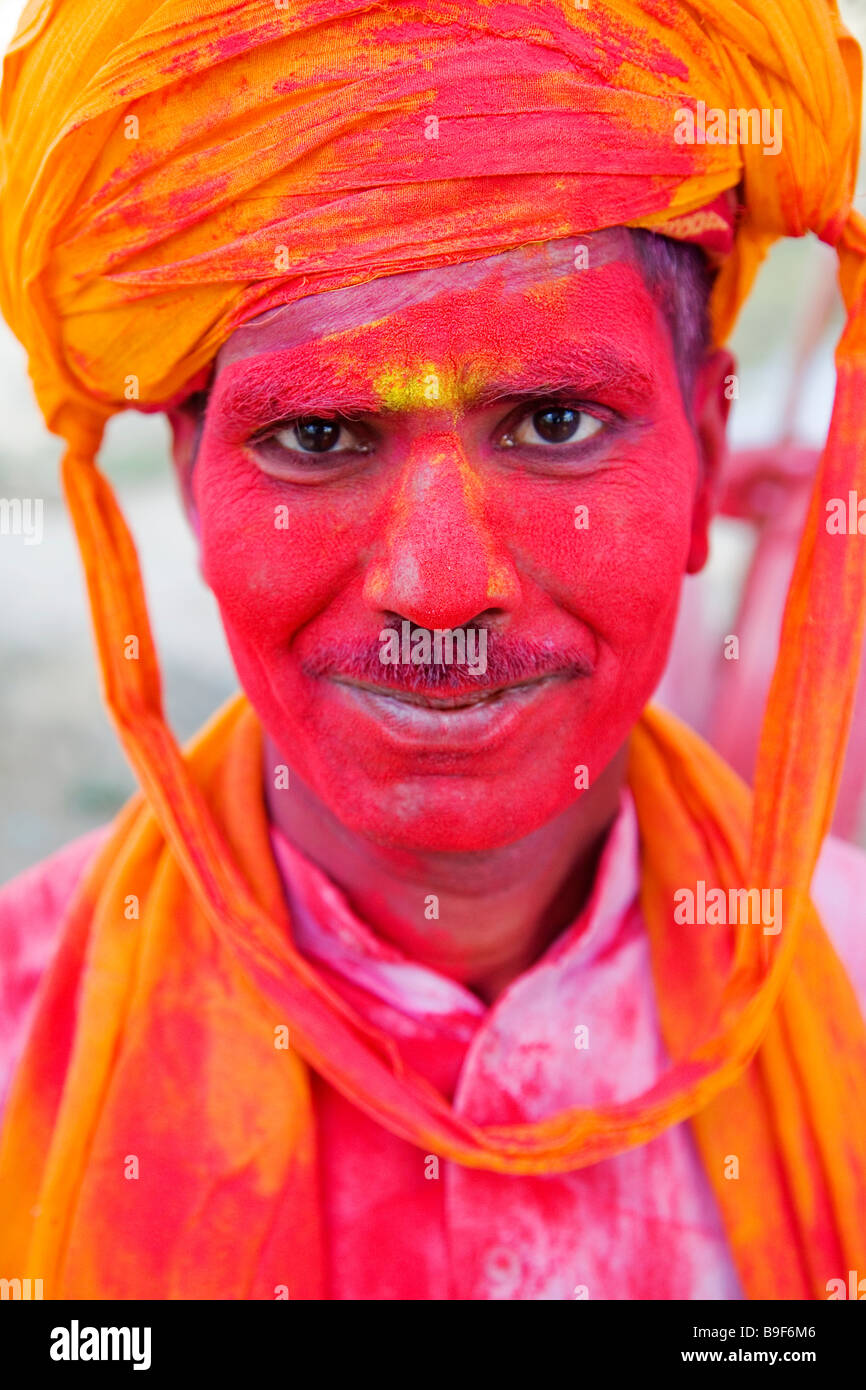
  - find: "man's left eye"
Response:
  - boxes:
[501,406,603,448]
[269,417,368,454]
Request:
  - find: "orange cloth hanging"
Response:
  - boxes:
[0,0,865,1298]
[1,697,864,1297]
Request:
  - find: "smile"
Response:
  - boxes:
[331,676,551,710]
[327,672,574,752]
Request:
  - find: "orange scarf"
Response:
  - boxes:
[1,696,864,1298]
[1,0,866,1298]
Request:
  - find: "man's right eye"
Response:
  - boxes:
[267,416,371,455]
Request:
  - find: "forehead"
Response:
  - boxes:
[214,230,662,378]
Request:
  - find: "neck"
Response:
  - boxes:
[264,739,629,1004]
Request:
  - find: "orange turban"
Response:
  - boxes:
[1,0,865,1298]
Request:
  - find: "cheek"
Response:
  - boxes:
[193,438,361,647]
[502,439,697,655]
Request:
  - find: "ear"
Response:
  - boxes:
[686,347,736,574]
[165,396,206,542]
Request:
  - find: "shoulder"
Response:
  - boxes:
[0,827,110,1108]
[811,832,866,1018]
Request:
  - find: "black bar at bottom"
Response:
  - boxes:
[0,1296,860,1374]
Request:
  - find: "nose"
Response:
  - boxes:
[362,432,521,630]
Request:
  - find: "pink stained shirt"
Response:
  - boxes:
[2,794,866,1299]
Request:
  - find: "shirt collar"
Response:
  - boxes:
[269,788,640,1024]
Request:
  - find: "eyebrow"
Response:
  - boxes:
[211,338,659,429]
[469,345,657,412]
[212,355,381,430]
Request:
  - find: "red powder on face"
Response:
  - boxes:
[193,240,710,853]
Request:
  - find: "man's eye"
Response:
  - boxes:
[501,406,603,448]
[268,417,368,454]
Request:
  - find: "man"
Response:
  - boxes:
[0,0,865,1300]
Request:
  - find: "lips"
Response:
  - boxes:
[298,629,596,754]
[325,671,576,753]
[331,674,548,709]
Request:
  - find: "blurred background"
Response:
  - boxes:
[1,0,866,881]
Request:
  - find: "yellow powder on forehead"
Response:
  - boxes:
[373,358,504,412]
[373,363,444,410]
[522,276,573,317]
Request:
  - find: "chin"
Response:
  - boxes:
[316,773,583,853]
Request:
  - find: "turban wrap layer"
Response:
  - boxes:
[1,0,866,1299]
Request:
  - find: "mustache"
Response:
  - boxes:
[302,627,593,692]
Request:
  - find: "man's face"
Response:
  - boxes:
[177,233,727,852]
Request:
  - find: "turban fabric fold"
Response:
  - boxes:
[0,0,865,1298]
